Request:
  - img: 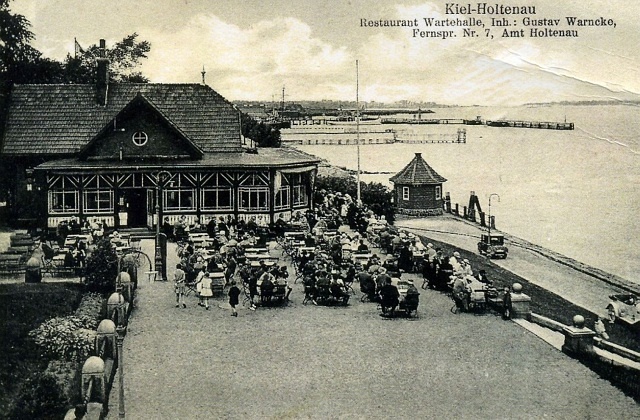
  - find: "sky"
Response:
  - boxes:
[10,0,640,105]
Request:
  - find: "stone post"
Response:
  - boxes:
[562,315,596,356]
[95,319,117,359]
[81,356,106,404]
[107,292,127,327]
[505,283,531,320]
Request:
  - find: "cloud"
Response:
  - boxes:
[142,14,352,101]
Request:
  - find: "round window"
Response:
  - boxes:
[132,132,148,146]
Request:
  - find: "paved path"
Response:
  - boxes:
[106,237,640,419]
[397,216,626,317]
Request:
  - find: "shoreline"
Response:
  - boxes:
[311,151,638,296]
[422,214,640,296]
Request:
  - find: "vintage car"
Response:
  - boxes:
[477,234,508,259]
[606,294,640,326]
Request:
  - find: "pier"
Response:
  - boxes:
[395,128,467,144]
[382,117,466,125]
[486,120,574,130]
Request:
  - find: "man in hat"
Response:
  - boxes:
[379,277,400,317]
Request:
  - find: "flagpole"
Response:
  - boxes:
[356,60,361,205]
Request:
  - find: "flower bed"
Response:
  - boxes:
[0,282,83,417]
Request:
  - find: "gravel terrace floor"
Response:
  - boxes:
[106,237,639,419]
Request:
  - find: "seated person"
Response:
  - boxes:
[451,274,468,312]
[330,278,350,302]
[379,277,400,315]
[357,267,376,299]
[475,269,492,285]
[63,249,77,267]
[357,239,369,253]
[259,271,275,301]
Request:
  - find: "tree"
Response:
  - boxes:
[68,33,151,83]
[0,0,35,85]
[241,113,281,148]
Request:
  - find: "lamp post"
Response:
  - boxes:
[115,325,126,419]
[488,193,500,238]
[154,171,171,280]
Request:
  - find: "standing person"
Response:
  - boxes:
[594,316,610,340]
[228,280,241,317]
[174,263,186,308]
[194,266,206,306]
[200,272,213,310]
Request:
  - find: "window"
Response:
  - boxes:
[164,189,195,211]
[132,131,148,146]
[402,186,410,201]
[49,190,79,213]
[83,190,113,213]
[201,188,233,210]
[275,186,290,210]
[292,184,307,206]
[238,187,269,211]
[435,185,442,200]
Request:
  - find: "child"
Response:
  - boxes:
[199,272,213,310]
[228,280,241,317]
[174,263,186,308]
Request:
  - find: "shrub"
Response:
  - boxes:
[315,175,395,223]
[84,238,118,293]
[74,293,104,329]
[9,371,68,420]
[29,316,97,362]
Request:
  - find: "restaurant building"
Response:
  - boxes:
[0,43,319,231]
[389,152,447,216]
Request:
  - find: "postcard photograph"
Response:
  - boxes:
[0,0,639,418]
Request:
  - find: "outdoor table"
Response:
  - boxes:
[6,246,31,254]
[250,259,278,268]
[352,253,373,265]
[284,231,305,242]
[0,254,22,263]
[52,254,66,266]
[244,247,268,254]
[11,239,35,247]
[296,246,316,254]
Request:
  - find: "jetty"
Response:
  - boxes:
[381,117,466,125]
[381,115,574,130]
[395,128,467,144]
[485,119,574,130]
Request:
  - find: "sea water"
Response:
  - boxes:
[294,104,640,283]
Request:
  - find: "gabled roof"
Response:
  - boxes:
[1,83,243,156]
[78,92,204,160]
[389,152,447,185]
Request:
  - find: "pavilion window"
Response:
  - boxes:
[435,185,442,200]
[292,185,307,206]
[49,190,79,213]
[402,186,410,201]
[164,188,195,212]
[201,188,233,211]
[238,187,269,211]
[83,190,114,213]
[275,186,290,210]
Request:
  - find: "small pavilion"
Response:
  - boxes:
[389,152,447,216]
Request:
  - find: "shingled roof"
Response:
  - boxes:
[1,83,243,156]
[389,152,447,185]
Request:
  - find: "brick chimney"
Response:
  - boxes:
[96,39,109,106]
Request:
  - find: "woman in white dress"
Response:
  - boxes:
[200,272,213,310]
